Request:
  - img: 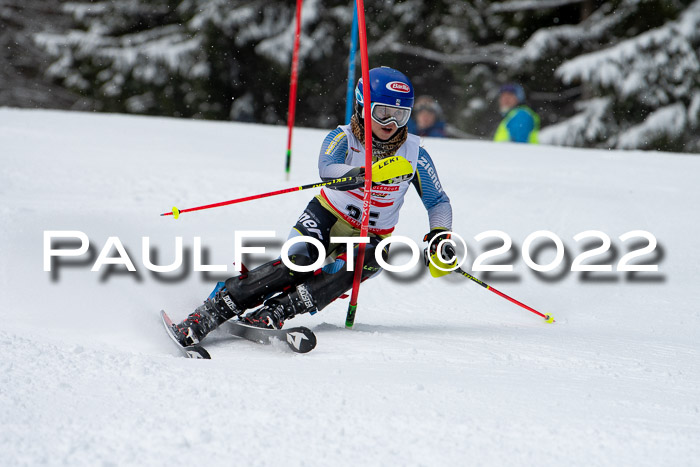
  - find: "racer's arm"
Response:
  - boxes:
[318,129,363,181]
[412,147,452,231]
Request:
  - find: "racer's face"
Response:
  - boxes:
[371,118,399,141]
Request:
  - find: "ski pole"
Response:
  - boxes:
[160,176,360,218]
[455,267,554,323]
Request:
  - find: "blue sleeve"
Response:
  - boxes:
[506,109,535,143]
[407,119,418,134]
[318,128,355,179]
[427,121,447,138]
[415,147,452,230]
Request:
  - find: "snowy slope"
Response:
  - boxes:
[1,108,699,466]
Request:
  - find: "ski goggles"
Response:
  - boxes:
[370,103,412,128]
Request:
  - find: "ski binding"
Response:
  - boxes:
[160,310,211,359]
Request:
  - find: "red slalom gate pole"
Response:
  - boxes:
[455,267,555,323]
[345,0,372,329]
[285,0,303,180]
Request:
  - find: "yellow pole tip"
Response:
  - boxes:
[545,314,555,323]
[172,207,180,219]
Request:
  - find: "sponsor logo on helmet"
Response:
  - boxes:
[386,81,411,93]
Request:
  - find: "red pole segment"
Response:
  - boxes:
[345,0,372,328]
[488,287,552,321]
[456,268,554,323]
[164,187,302,217]
[160,176,361,218]
[285,0,304,179]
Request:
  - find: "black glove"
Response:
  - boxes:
[423,228,456,265]
[327,167,364,191]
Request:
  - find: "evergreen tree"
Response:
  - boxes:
[33,0,352,124]
[529,0,700,152]
[0,0,80,109]
[29,0,700,153]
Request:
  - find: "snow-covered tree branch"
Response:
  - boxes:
[2,0,697,152]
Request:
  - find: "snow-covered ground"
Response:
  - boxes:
[1,108,699,466]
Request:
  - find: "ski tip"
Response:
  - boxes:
[545,314,555,323]
[172,206,180,219]
[285,327,317,353]
[160,309,173,324]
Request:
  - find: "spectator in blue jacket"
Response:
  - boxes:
[493,83,540,144]
[408,96,447,138]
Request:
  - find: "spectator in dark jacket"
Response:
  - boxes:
[408,96,447,138]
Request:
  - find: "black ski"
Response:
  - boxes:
[219,320,317,354]
[160,310,211,359]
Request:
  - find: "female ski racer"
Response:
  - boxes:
[171,67,454,346]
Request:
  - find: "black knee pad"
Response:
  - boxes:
[224,256,313,310]
[292,198,337,263]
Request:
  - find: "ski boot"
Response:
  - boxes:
[172,286,243,346]
[244,283,317,329]
[173,256,313,345]
[243,249,383,329]
[224,255,313,309]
